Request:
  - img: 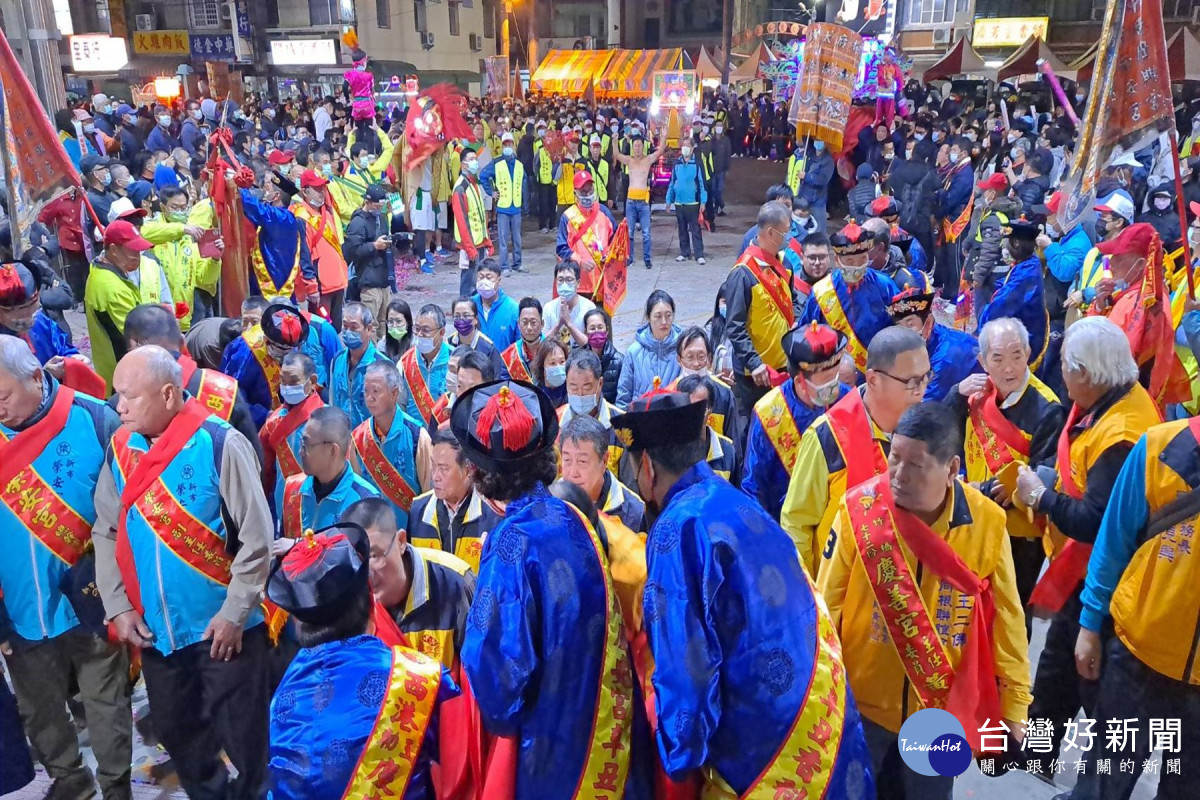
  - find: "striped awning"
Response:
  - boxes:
[596,49,689,98]
[529,50,615,96]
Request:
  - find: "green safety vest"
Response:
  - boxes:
[494,158,525,210]
[588,159,610,203]
[975,210,1009,243]
[534,143,554,184]
[787,152,805,195]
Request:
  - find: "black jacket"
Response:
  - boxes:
[1012,175,1051,219]
[886,157,938,236]
[1139,200,1183,251]
[342,209,394,291]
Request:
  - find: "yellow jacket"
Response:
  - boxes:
[817,480,1033,733]
[780,390,890,575]
[599,511,647,636]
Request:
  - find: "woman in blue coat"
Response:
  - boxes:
[616,290,682,406]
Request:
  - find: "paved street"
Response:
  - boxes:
[2,157,1161,800]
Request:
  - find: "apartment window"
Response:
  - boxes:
[265,0,279,26]
[377,0,390,27]
[1164,0,1198,18]
[309,0,337,25]
[449,0,460,35]
[903,0,967,27]
[481,0,494,37]
[414,0,427,29]
[188,0,221,29]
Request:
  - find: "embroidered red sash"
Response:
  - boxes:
[60,358,107,398]
[738,245,795,328]
[352,420,418,512]
[502,342,535,383]
[1029,403,1090,615]
[846,475,1002,753]
[401,349,444,426]
[0,387,91,565]
[179,355,237,422]
[112,401,227,615]
[825,389,889,490]
[282,473,306,539]
[261,393,323,481]
[967,381,1030,476]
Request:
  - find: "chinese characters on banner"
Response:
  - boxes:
[791,23,863,152]
[971,17,1050,49]
[191,34,238,63]
[133,30,190,56]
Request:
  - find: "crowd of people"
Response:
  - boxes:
[2,67,1200,800]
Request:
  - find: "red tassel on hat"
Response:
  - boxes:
[475,386,535,453]
[279,314,303,345]
[282,531,346,579]
[0,264,27,306]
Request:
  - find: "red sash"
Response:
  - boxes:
[260,393,323,483]
[432,396,451,428]
[825,389,889,490]
[60,358,107,398]
[738,245,795,328]
[502,342,535,383]
[179,354,237,422]
[1028,403,1090,615]
[0,386,91,565]
[967,381,1030,475]
[352,421,418,512]
[112,401,225,616]
[282,473,306,539]
[846,475,1003,753]
[401,349,445,426]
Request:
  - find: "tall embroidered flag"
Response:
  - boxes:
[601,219,630,317]
[0,29,80,256]
[790,23,863,152]
[1058,0,1172,232]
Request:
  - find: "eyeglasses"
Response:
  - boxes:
[874,369,934,391]
[452,314,476,322]
[300,438,337,452]
[369,534,400,568]
[412,325,440,337]
[650,311,674,323]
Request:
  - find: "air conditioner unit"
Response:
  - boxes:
[931,28,951,45]
[135,13,155,30]
[421,31,435,49]
[220,3,233,19]
[469,32,482,51]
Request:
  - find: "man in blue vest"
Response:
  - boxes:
[0,335,133,800]
[330,302,390,428]
[480,130,525,275]
[94,345,273,800]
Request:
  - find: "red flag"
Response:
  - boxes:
[601,219,629,316]
[0,29,80,243]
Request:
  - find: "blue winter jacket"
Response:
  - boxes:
[616,324,682,407]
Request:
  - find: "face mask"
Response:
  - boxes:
[158,115,171,127]
[287,127,297,137]
[416,335,436,355]
[279,383,308,405]
[587,331,607,349]
[101,172,113,186]
[321,164,333,178]
[965,131,977,142]
[718,302,727,318]
[1007,132,1020,143]
[841,264,867,284]
[123,115,135,126]
[476,278,497,298]
[949,152,960,165]
[883,151,894,160]
[101,104,112,115]
[444,373,458,396]
[545,364,567,388]
[913,133,925,142]
[1154,196,1172,211]
[806,376,841,406]
[557,282,577,301]
[568,392,598,415]
[715,125,724,134]
[357,155,372,168]
[680,146,693,158]
[577,193,596,209]
[813,141,825,152]
[190,109,203,121]
[84,123,96,133]
[679,365,709,379]
[502,146,514,157]
[466,160,479,175]
[167,210,189,222]
[537,129,545,138]
[453,318,475,336]
[341,329,364,350]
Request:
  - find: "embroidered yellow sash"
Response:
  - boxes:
[757,391,803,474]
[813,280,867,374]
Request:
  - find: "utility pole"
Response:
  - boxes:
[719,0,732,89]
[527,0,538,73]
[502,0,511,59]
[17,0,66,115]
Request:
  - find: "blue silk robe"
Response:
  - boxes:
[801,270,900,365]
[976,256,1048,366]
[924,323,981,402]
[2,313,77,364]
[741,379,847,520]
[269,635,458,800]
[644,463,874,796]
[462,484,654,800]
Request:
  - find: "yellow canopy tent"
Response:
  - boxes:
[596,49,690,98]
[529,49,616,96]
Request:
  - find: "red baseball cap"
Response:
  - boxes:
[300,169,328,188]
[977,173,1008,192]
[1044,191,1063,216]
[573,170,595,191]
[268,149,296,165]
[1095,221,1157,256]
[1191,200,1200,220]
[103,219,153,252]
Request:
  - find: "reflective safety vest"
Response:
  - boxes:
[494,158,524,211]
[534,142,554,184]
[139,256,165,304]
[787,152,805,195]
[587,159,610,203]
[453,177,488,246]
[975,210,1009,243]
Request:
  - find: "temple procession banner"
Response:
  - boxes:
[790,23,863,152]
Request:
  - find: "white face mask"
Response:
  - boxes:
[806,376,841,407]
[841,264,867,285]
[1153,196,1172,211]
[680,146,692,158]
[476,278,497,298]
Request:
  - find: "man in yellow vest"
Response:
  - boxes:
[555,133,589,217]
[480,130,524,275]
[585,135,611,209]
[1012,317,1160,765]
[1070,412,1200,797]
[786,147,805,196]
[450,149,493,298]
[533,121,556,234]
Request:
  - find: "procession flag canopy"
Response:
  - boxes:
[1065,42,1098,84]
[1166,26,1200,82]
[597,49,690,97]
[995,36,1068,81]
[922,36,988,82]
[731,42,778,82]
[529,49,616,96]
[694,46,727,81]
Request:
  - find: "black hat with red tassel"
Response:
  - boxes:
[450,380,559,471]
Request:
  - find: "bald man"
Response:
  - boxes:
[92,345,273,800]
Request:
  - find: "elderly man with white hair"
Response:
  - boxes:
[1013,317,1160,765]
[943,317,1066,630]
[92,345,273,800]
[0,335,133,800]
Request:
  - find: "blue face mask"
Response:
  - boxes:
[568,392,598,415]
[502,146,514,157]
[341,329,364,350]
[416,336,436,355]
[813,141,825,152]
[545,365,567,388]
[279,383,308,405]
